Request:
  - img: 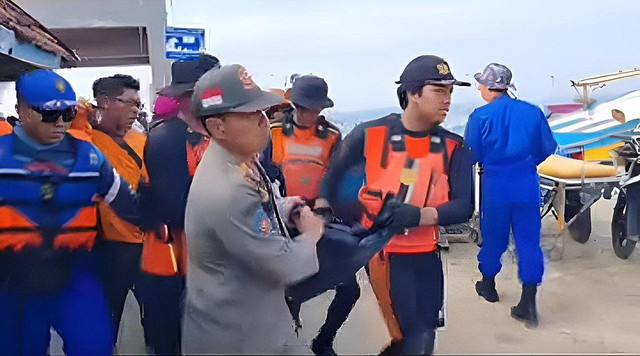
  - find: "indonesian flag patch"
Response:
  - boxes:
[201,88,224,108]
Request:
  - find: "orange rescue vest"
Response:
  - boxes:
[270,114,340,201]
[92,130,148,243]
[360,125,458,254]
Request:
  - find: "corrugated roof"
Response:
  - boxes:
[0,0,79,61]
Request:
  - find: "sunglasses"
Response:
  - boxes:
[31,106,76,123]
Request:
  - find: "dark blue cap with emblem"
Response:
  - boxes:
[396,55,470,87]
[16,69,79,110]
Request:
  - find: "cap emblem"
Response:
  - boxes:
[201,88,224,108]
[436,63,451,75]
[436,63,450,75]
[55,79,66,93]
[238,67,256,90]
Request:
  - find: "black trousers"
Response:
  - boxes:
[136,272,185,355]
[95,240,144,345]
[315,275,361,345]
[389,252,443,355]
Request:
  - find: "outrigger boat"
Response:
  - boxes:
[471,68,640,259]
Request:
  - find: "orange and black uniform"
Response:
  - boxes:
[136,117,209,355]
[270,110,341,203]
[320,113,473,354]
[89,128,149,342]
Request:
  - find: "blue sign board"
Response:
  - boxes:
[165,27,205,60]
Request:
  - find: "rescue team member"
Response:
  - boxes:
[270,75,355,355]
[270,75,341,203]
[464,63,557,328]
[0,70,138,355]
[136,53,219,355]
[182,64,324,354]
[319,55,474,355]
[72,74,148,343]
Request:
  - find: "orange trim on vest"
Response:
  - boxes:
[92,129,148,243]
[187,139,210,177]
[360,126,453,254]
[0,121,12,136]
[0,206,98,252]
[271,124,339,200]
[141,226,188,276]
[141,137,208,276]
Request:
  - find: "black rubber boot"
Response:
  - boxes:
[511,284,539,329]
[475,276,499,303]
[378,341,402,356]
[311,334,337,356]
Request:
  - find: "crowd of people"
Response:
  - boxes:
[0,52,557,355]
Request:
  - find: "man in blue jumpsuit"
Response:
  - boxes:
[464,63,557,328]
[0,70,138,355]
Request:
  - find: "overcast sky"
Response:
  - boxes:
[168,0,640,112]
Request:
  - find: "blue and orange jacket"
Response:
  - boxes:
[0,133,104,252]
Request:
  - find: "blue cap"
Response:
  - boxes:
[16,70,79,110]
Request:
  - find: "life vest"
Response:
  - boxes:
[270,112,340,201]
[92,129,149,243]
[360,125,459,254]
[0,133,103,253]
[0,120,12,136]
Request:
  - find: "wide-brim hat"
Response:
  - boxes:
[158,53,220,97]
[289,75,334,110]
[474,63,516,90]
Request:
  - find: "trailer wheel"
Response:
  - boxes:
[612,194,636,259]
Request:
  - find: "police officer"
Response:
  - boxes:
[182,64,324,354]
[0,70,138,355]
[320,55,474,355]
[464,63,557,328]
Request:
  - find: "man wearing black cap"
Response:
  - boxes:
[465,63,556,328]
[136,53,220,355]
[182,64,324,354]
[269,75,352,355]
[0,70,139,355]
[319,55,474,355]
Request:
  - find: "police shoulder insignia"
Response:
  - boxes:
[260,218,273,235]
[436,63,450,75]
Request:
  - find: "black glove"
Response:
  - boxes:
[370,198,421,233]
